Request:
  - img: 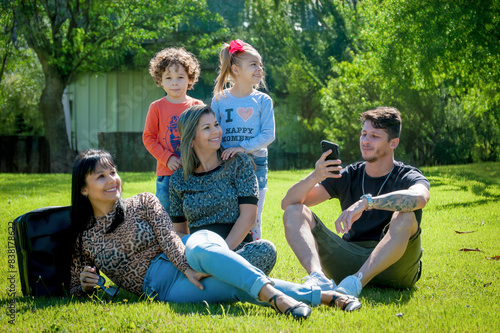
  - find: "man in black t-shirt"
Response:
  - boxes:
[282,107,430,297]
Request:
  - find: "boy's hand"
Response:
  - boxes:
[221,147,245,160]
[167,155,182,171]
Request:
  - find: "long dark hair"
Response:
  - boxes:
[71,149,125,236]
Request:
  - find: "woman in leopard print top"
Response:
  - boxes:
[70,149,362,319]
[70,191,189,296]
[69,149,192,297]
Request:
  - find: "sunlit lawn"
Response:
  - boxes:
[1,162,499,332]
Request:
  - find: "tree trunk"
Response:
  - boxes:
[39,73,76,173]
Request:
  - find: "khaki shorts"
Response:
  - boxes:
[312,213,423,289]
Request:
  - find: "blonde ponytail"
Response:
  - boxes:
[213,43,233,100]
[213,40,267,100]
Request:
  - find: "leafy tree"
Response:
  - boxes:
[0,4,44,136]
[229,0,359,163]
[321,0,500,165]
[9,0,223,172]
[0,49,44,136]
[0,2,15,84]
[8,0,498,170]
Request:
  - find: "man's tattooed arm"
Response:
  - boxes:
[372,184,430,212]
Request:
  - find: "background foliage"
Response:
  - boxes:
[1,0,499,168]
[320,0,500,165]
[0,3,44,135]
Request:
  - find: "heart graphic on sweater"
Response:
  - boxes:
[237,107,254,122]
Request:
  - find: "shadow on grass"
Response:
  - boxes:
[2,278,420,317]
[423,162,500,187]
[434,197,500,210]
[362,286,417,306]
[428,175,500,194]
[429,182,469,192]
[426,178,447,188]
[471,184,500,199]
[0,289,257,317]
[0,289,142,313]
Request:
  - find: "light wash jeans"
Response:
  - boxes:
[252,156,268,190]
[250,156,268,241]
[143,230,321,306]
[156,176,171,214]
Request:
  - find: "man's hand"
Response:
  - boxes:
[281,150,340,210]
[167,155,182,171]
[221,147,245,160]
[312,150,342,183]
[184,268,211,290]
[334,199,368,234]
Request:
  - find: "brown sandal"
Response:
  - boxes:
[268,294,312,320]
[330,291,362,311]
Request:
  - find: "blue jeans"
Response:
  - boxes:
[143,230,321,306]
[156,176,170,214]
[251,156,268,190]
[250,156,268,240]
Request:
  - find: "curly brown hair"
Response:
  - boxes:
[360,106,402,140]
[149,47,200,90]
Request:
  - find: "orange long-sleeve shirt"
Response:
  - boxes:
[143,96,203,176]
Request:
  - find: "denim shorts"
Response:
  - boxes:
[156,176,171,214]
[251,156,268,190]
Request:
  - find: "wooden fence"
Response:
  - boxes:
[0,134,318,173]
[0,136,50,173]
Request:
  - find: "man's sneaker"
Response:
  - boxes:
[301,271,336,291]
[334,273,363,298]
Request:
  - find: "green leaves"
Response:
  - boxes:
[13,0,224,78]
[320,0,500,165]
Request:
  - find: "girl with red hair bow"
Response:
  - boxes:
[211,39,275,248]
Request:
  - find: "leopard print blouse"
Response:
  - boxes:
[69,192,190,296]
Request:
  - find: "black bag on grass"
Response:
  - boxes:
[12,206,77,297]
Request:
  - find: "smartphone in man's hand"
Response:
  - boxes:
[320,140,340,174]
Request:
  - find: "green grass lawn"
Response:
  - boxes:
[1,162,499,332]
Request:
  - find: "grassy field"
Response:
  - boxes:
[1,162,499,332]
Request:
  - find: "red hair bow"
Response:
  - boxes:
[229,39,245,54]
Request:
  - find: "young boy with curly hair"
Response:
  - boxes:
[143,47,203,213]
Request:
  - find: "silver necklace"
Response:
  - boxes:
[362,163,395,196]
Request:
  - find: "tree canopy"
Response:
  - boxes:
[4,0,224,172]
[2,0,499,171]
[320,0,500,164]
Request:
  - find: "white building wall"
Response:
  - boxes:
[66,70,164,151]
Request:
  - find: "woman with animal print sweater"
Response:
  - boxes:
[70,149,361,320]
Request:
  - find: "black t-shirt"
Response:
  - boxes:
[320,161,430,241]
